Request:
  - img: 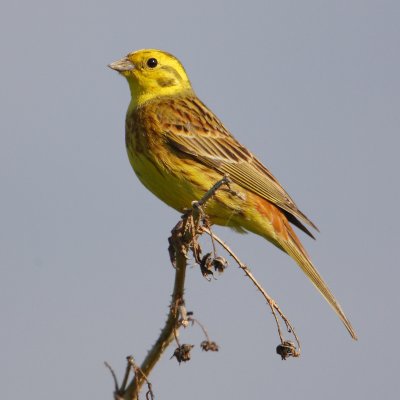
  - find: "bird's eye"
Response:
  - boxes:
[147,58,158,68]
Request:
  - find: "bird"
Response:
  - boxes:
[109,49,357,340]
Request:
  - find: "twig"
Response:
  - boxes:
[104,362,119,393]
[123,250,186,399]
[189,316,211,342]
[201,227,301,355]
[120,356,134,392]
[173,325,181,348]
[111,175,300,399]
[187,314,220,352]
[192,175,231,208]
[121,177,230,399]
[128,358,154,400]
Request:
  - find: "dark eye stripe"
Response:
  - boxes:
[160,65,183,81]
[157,77,176,87]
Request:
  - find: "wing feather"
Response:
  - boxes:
[154,96,318,234]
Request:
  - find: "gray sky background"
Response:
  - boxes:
[1,1,399,399]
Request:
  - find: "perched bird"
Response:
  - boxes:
[109,49,357,340]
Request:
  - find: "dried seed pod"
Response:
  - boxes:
[276,341,300,360]
[171,344,195,364]
[212,256,228,273]
[200,252,214,278]
[200,340,219,352]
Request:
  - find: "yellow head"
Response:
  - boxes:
[109,49,193,107]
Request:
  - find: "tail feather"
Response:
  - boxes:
[280,221,358,340]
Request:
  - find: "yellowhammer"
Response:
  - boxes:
[109,49,357,340]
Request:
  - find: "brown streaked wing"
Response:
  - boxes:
[157,95,318,233]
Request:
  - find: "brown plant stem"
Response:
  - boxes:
[122,177,230,399]
[201,227,301,355]
[123,250,186,400]
[109,175,301,398]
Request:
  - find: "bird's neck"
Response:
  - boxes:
[127,83,194,111]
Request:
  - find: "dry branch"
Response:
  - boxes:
[107,176,300,399]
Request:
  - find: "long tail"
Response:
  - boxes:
[278,219,358,340]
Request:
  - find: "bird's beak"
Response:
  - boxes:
[108,57,135,72]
